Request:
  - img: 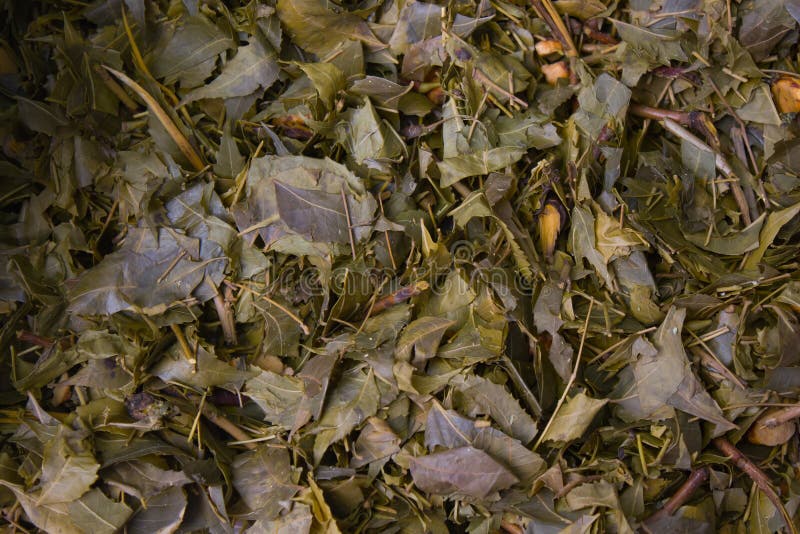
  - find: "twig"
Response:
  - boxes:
[371,281,430,315]
[93,64,137,110]
[554,474,604,499]
[473,69,529,109]
[760,405,800,428]
[712,437,797,534]
[202,404,256,450]
[534,298,594,451]
[643,467,709,525]
[630,103,694,126]
[205,278,237,345]
[102,66,205,172]
[169,324,196,364]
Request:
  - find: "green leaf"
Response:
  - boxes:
[67,489,133,534]
[298,62,346,109]
[312,367,381,464]
[410,446,518,499]
[182,39,279,105]
[540,392,608,444]
[232,446,301,518]
[276,0,383,56]
[150,15,235,86]
[453,375,538,444]
[38,427,100,505]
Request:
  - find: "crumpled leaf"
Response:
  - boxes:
[410,446,518,499]
[452,374,538,444]
[232,446,301,518]
[312,367,381,464]
[425,404,546,483]
[627,307,736,433]
[539,392,608,444]
[232,156,377,255]
[276,0,383,56]
[150,14,235,86]
[37,426,100,505]
[570,204,615,288]
[181,39,279,105]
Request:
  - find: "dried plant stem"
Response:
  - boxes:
[169,324,196,364]
[205,278,237,345]
[371,281,430,315]
[473,69,529,109]
[102,66,205,172]
[94,65,137,110]
[534,298,594,451]
[760,405,800,427]
[630,103,694,125]
[712,437,797,534]
[341,186,357,260]
[202,404,256,450]
[644,467,709,525]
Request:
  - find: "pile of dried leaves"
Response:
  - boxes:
[2,0,800,531]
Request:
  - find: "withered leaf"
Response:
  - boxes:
[410,446,518,499]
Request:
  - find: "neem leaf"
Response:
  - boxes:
[67,226,228,316]
[351,417,401,468]
[232,446,300,517]
[683,213,765,255]
[633,307,736,433]
[275,181,351,243]
[611,19,687,64]
[395,316,455,365]
[232,156,377,253]
[126,486,187,534]
[410,446,518,499]
[276,0,383,56]
[425,404,545,483]
[150,341,256,389]
[742,201,800,269]
[312,367,380,464]
[539,392,608,444]
[453,375,538,444]
[67,489,132,534]
[298,62,346,109]
[150,15,235,86]
[37,427,100,505]
[181,40,279,105]
[570,204,615,288]
[245,370,306,429]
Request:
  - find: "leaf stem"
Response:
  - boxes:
[169,324,196,365]
[712,437,797,534]
[102,66,205,172]
[643,467,709,525]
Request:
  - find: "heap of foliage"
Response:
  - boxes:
[1,0,800,532]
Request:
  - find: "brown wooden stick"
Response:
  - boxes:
[644,467,709,525]
[371,281,430,315]
[630,103,693,126]
[761,406,800,427]
[712,437,797,534]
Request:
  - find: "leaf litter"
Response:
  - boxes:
[1,0,800,532]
